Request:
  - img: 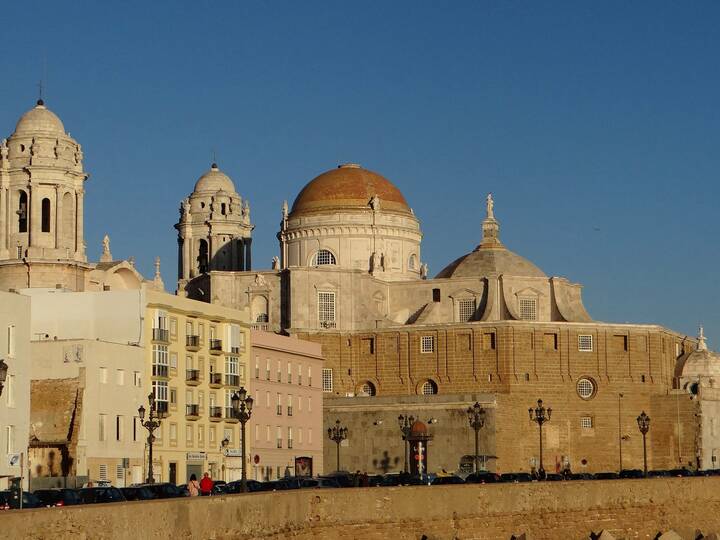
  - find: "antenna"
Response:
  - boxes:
[37,80,44,102]
[212,148,217,164]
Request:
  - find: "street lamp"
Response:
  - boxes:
[327,419,348,472]
[637,411,651,476]
[618,393,623,472]
[230,387,253,492]
[0,358,8,397]
[138,393,162,483]
[528,399,552,478]
[466,402,486,474]
[221,437,230,482]
[398,414,414,474]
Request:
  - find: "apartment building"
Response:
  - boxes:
[249,331,323,480]
[0,291,30,490]
[145,290,251,484]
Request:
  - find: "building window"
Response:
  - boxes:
[255,357,259,379]
[276,426,283,448]
[266,425,270,442]
[116,369,125,386]
[421,336,435,354]
[458,298,476,322]
[544,333,558,351]
[318,291,336,328]
[152,380,169,413]
[578,335,593,352]
[287,362,292,384]
[277,393,282,416]
[308,397,312,412]
[99,414,107,442]
[360,381,376,396]
[41,198,51,232]
[308,428,312,444]
[421,380,438,395]
[576,377,596,400]
[133,417,138,442]
[5,426,14,453]
[7,325,15,357]
[133,371,142,387]
[308,366,312,386]
[322,368,333,393]
[225,356,239,386]
[432,288,441,302]
[580,416,593,429]
[152,345,169,376]
[298,428,303,444]
[298,364,302,385]
[116,416,123,441]
[313,249,336,266]
[186,425,193,444]
[519,297,537,321]
[18,191,28,232]
[288,427,293,449]
[99,367,107,384]
[5,375,14,407]
[287,395,293,416]
[99,464,108,481]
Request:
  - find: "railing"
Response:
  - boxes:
[251,323,269,331]
[186,369,200,383]
[155,401,169,416]
[231,346,240,354]
[288,439,293,449]
[287,406,293,417]
[210,339,223,352]
[186,335,200,348]
[276,439,282,449]
[225,374,239,387]
[209,406,223,419]
[209,372,223,386]
[152,364,168,378]
[319,320,337,329]
[276,405,282,416]
[225,407,238,420]
[185,404,199,417]
[152,328,169,342]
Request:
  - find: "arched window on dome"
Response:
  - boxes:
[408,254,418,271]
[197,240,209,274]
[359,381,376,397]
[312,249,336,266]
[17,191,27,233]
[221,203,226,216]
[420,380,438,396]
[41,198,51,233]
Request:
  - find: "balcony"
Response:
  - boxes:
[155,401,169,418]
[276,405,282,416]
[186,335,200,351]
[209,406,223,422]
[225,374,239,387]
[288,439,293,449]
[287,406,293,417]
[231,346,241,354]
[152,364,168,378]
[185,369,200,386]
[250,323,268,331]
[319,320,336,329]
[152,328,170,343]
[209,372,223,388]
[224,407,239,423]
[209,339,223,354]
[185,404,199,419]
[276,439,282,449]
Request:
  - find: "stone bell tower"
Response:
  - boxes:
[0,99,90,290]
[176,163,254,291]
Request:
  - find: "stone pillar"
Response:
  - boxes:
[75,190,84,260]
[54,185,59,249]
[245,238,252,271]
[0,187,6,255]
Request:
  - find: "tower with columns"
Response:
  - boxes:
[175,163,254,292]
[0,99,90,290]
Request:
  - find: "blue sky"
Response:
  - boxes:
[1,2,718,345]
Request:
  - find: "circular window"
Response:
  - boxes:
[576,378,596,400]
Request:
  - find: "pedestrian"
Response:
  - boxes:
[187,474,200,497]
[199,472,214,496]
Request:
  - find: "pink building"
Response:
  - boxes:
[248,331,324,480]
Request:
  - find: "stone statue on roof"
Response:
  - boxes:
[486,193,494,219]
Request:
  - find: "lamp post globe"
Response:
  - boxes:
[636,411,651,476]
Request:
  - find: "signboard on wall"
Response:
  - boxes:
[186,452,206,461]
[295,456,313,477]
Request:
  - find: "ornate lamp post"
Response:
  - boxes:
[466,402,486,473]
[0,358,8,397]
[528,399,552,477]
[398,414,414,474]
[230,387,253,492]
[138,393,162,483]
[328,419,348,472]
[636,411,651,476]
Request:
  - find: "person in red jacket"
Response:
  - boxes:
[199,472,214,496]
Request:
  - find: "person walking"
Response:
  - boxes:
[199,472,214,496]
[187,474,200,497]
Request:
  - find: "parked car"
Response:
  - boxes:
[136,483,186,499]
[404,474,432,486]
[379,474,404,487]
[619,469,645,479]
[77,487,126,504]
[499,473,533,483]
[121,486,158,501]
[224,479,263,493]
[594,472,620,480]
[176,484,190,497]
[465,472,501,484]
[568,473,595,481]
[431,475,465,485]
[544,473,564,481]
[33,488,82,507]
[647,470,670,478]
[0,490,44,509]
[666,468,694,477]
[367,475,385,487]
[299,477,341,489]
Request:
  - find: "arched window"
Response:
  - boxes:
[408,254,417,271]
[41,198,51,233]
[221,203,226,216]
[421,380,438,395]
[360,381,376,397]
[198,240,209,274]
[18,191,27,233]
[312,249,336,266]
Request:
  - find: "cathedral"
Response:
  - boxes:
[176,160,720,475]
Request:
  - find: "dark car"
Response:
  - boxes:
[0,490,44,509]
[121,486,158,501]
[367,475,384,487]
[404,475,432,486]
[431,475,465,485]
[137,483,186,499]
[34,488,82,507]
[666,468,694,477]
[379,474,404,487]
[619,469,645,479]
[647,470,670,478]
[568,473,594,481]
[499,473,533,483]
[78,487,126,504]
[176,484,190,497]
[299,477,341,488]
[321,472,357,488]
[544,473,564,481]
[225,479,263,493]
[594,472,620,480]
[465,472,501,484]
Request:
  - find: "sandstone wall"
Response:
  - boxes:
[6,477,720,540]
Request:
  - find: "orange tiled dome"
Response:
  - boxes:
[290,163,411,215]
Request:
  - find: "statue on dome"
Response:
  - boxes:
[282,200,289,219]
[242,200,251,223]
[272,256,280,270]
[0,139,8,164]
[486,193,494,219]
[420,263,428,279]
[369,194,380,212]
[100,234,113,262]
[181,198,190,220]
[74,143,83,165]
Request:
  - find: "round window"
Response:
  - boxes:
[576,378,596,400]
